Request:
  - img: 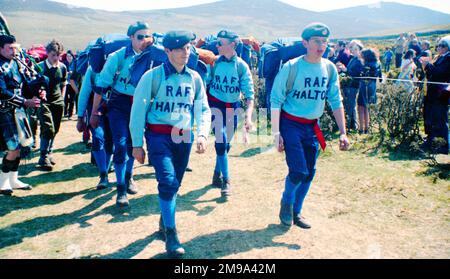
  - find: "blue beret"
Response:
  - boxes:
[127,21,150,36]
[301,22,330,40]
[217,30,239,41]
[163,30,196,50]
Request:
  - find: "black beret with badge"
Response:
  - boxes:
[301,22,331,40]
[162,30,196,50]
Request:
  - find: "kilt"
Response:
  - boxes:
[0,110,20,151]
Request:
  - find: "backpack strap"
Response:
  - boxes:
[112,47,127,87]
[151,65,162,99]
[286,59,299,93]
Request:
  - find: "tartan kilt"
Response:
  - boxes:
[0,110,20,152]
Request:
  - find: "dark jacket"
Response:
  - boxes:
[425,52,450,104]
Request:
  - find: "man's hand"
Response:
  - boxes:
[339,134,350,151]
[274,133,285,152]
[419,56,431,65]
[244,116,253,132]
[132,147,146,164]
[24,97,41,108]
[39,89,47,101]
[196,136,207,154]
[76,117,85,133]
[89,113,101,129]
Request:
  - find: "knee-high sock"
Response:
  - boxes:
[214,156,221,173]
[217,154,229,180]
[92,150,107,174]
[282,176,300,205]
[114,162,126,192]
[106,153,113,171]
[126,157,134,175]
[293,180,313,216]
[159,195,177,229]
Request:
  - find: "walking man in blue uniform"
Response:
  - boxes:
[207,30,254,200]
[77,65,114,190]
[130,31,211,258]
[271,23,350,229]
[90,21,151,207]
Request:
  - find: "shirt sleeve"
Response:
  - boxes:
[193,72,211,138]
[326,62,344,111]
[61,64,68,87]
[270,61,290,110]
[96,50,120,89]
[130,70,153,148]
[238,60,255,100]
[77,66,93,118]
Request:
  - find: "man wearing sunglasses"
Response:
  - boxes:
[130,30,211,258]
[271,22,349,229]
[420,36,450,155]
[207,30,255,201]
[90,21,152,207]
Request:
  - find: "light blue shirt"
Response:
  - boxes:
[271,56,343,120]
[77,66,96,118]
[96,44,137,96]
[130,63,212,147]
[207,55,254,103]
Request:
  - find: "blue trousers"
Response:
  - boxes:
[90,113,113,154]
[209,102,239,156]
[145,130,193,201]
[280,117,320,215]
[107,93,134,189]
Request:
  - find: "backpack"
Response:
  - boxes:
[26,45,48,63]
[259,37,330,95]
[129,40,210,87]
[88,34,130,73]
[196,35,257,68]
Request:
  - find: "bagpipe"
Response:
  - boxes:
[13,50,49,100]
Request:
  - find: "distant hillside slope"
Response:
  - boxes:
[1,0,449,50]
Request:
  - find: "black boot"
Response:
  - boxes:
[293,214,311,229]
[165,228,185,258]
[125,173,138,195]
[212,171,223,188]
[96,172,109,190]
[116,190,129,207]
[221,178,231,200]
[279,200,293,227]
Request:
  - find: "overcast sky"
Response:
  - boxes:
[51,0,450,14]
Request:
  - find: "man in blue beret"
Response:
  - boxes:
[207,29,255,201]
[271,22,350,229]
[90,21,152,207]
[130,30,211,258]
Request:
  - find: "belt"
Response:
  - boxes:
[111,89,134,103]
[281,110,326,151]
[207,92,238,109]
[146,123,190,136]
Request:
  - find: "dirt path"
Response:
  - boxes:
[0,120,448,259]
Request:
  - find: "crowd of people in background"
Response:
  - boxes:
[327,33,449,154]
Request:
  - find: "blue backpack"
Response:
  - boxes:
[89,34,131,73]
[129,42,207,88]
[199,35,253,68]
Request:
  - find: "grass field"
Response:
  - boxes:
[0,118,448,259]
